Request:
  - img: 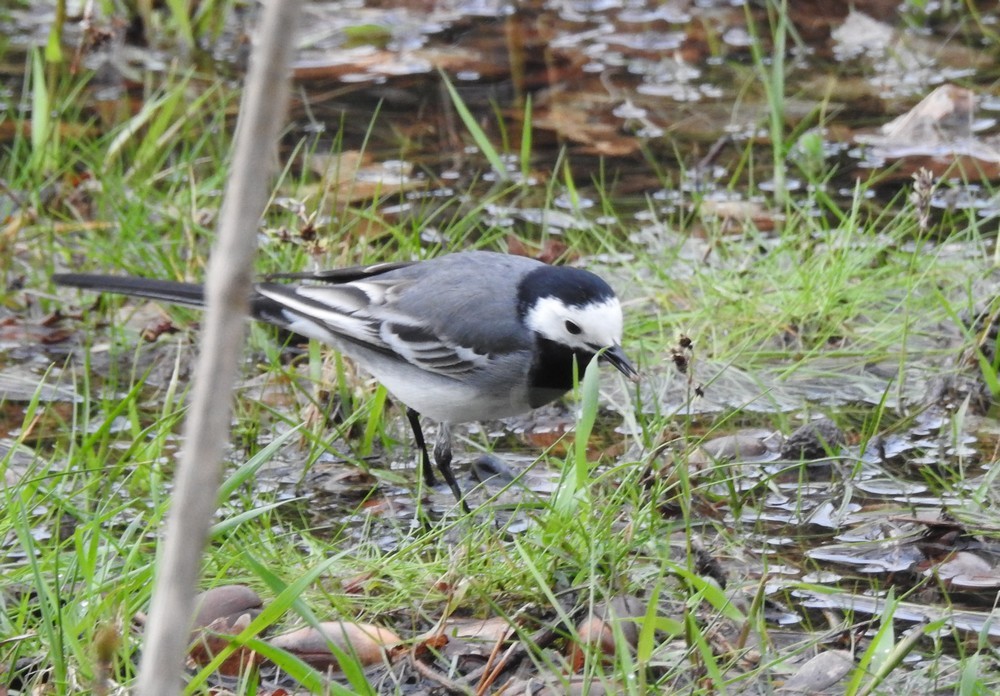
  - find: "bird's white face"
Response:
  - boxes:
[523,296,624,352]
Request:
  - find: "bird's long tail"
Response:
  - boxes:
[52,274,296,332]
[53,274,207,307]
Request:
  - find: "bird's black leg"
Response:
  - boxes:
[406,407,436,486]
[434,423,469,513]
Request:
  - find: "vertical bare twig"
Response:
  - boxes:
[135,2,302,693]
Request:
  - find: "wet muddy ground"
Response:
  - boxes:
[5,0,1000,693]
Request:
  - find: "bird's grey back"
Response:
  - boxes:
[366,251,546,356]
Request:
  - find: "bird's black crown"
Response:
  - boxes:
[516,265,616,317]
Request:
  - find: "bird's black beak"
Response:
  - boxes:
[600,344,640,383]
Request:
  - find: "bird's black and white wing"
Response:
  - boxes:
[254,279,493,377]
[263,260,415,284]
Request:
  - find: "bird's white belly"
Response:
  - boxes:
[288,322,537,423]
[375,369,529,423]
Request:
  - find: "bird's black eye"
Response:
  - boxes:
[565,320,582,335]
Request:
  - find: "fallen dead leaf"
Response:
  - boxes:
[778,650,854,693]
[267,621,400,670]
[567,596,645,672]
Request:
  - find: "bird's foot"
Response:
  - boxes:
[434,424,470,513]
[406,407,437,486]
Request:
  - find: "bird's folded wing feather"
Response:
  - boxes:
[263,260,415,283]
[255,281,488,376]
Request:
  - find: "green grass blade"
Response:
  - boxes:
[217,425,303,502]
[439,71,508,180]
[30,49,51,173]
[519,94,533,180]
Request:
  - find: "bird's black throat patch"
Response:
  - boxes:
[527,336,596,407]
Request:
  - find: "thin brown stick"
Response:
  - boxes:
[409,649,469,695]
[134,2,302,694]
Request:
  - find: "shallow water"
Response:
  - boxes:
[4,1,1000,692]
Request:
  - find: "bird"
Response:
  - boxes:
[53,250,638,509]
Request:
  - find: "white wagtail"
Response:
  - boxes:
[53,251,638,508]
